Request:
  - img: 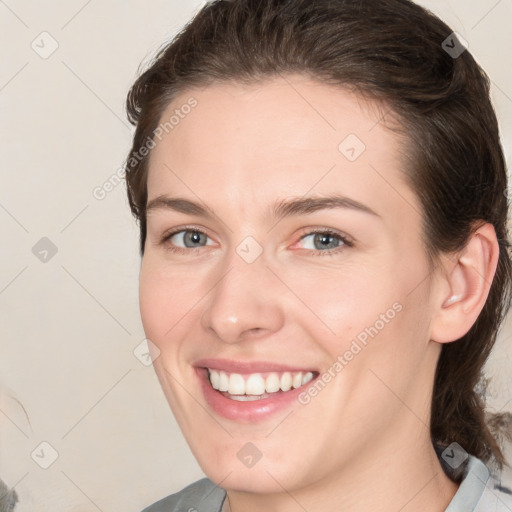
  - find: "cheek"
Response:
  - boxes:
[139,258,201,341]
[288,256,431,365]
[283,262,398,343]
[139,266,165,339]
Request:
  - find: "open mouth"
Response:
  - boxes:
[206,368,319,401]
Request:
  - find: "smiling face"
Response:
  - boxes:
[139,75,445,494]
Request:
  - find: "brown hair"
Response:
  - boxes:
[124,0,512,469]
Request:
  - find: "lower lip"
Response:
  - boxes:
[196,368,316,423]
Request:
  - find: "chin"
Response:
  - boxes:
[209,467,294,493]
[196,449,306,494]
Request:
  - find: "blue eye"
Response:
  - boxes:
[297,229,352,256]
[160,227,353,256]
[162,228,213,250]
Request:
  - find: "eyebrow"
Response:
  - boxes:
[146,194,380,220]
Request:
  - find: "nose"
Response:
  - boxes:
[200,250,285,344]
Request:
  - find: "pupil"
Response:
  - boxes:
[317,233,336,249]
[187,231,203,246]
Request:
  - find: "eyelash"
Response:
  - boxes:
[159,226,354,257]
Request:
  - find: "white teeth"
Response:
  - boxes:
[229,394,265,401]
[228,373,245,395]
[292,372,303,389]
[245,374,266,395]
[218,371,229,392]
[207,369,315,396]
[265,373,281,393]
[209,369,220,389]
[280,372,292,392]
[302,371,314,385]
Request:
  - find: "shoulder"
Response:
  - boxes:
[475,472,512,512]
[450,455,512,512]
[141,478,226,512]
[443,454,512,512]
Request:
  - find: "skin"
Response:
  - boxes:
[139,75,499,512]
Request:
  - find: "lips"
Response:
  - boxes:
[194,358,318,374]
[194,358,320,421]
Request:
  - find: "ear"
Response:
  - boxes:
[430,222,500,344]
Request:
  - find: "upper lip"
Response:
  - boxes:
[194,358,318,374]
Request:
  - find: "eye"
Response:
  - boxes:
[296,229,353,256]
[160,227,215,253]
[159,226,353,256]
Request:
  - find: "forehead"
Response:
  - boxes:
[146,75,419,225]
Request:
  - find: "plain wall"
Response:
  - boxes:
[0,1,511,510]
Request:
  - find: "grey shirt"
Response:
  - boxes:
[142,456,512,512]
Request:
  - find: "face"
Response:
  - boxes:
[139,75,442,494]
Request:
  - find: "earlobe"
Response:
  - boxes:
[430,222,499,344]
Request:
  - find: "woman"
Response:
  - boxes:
[124,0,512,510]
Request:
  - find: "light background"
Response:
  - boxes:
[0,1,511,511]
